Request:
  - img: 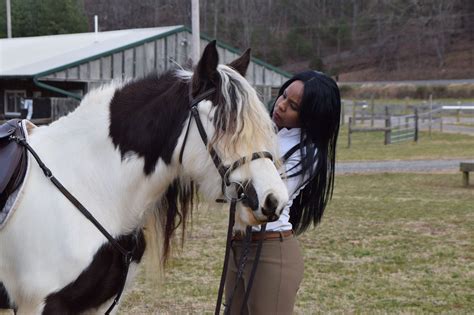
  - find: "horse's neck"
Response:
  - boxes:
[28,85,177,230]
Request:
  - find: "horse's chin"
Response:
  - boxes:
[234,206,266,232]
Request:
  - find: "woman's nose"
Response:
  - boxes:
[277,99,287,112]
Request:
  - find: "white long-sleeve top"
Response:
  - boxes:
[254,127,312,232]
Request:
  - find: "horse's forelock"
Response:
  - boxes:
[211,65,278,160]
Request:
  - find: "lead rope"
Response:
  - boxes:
[224,226,252,313]
[240,224,266,312]
[215,199,237,315]
[9,133,132,315]
[219,224,267,315]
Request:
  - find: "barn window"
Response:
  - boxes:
[4,90,27,116]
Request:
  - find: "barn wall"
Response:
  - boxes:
[40,30,289,104]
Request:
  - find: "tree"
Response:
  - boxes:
[0,0,88,38]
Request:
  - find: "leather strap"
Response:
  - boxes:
[241,224,266,312]
[9,135,134,314]
[215,199,237,315]
[232,229,293,242]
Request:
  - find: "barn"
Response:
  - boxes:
[0,25,291,123]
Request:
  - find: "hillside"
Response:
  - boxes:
[282,34,474,81]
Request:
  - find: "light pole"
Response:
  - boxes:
[6,0,12,38]
[191,0,200,65]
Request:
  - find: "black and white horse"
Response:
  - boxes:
[0,41,288,314]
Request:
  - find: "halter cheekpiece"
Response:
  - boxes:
[179,88,274,200]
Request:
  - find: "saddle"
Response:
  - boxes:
[0,119,28,210]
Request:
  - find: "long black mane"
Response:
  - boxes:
[108,70,199,262]
[109,71,191,175]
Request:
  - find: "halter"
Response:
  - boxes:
[178,88,273,199]
[178,89,274,314]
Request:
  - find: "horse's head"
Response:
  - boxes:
[178,41,288,230]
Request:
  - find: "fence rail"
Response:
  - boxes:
[344,98,474,148]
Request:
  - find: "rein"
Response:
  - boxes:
[179,89,274,314]
[9,129,134,315]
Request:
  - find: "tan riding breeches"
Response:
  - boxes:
[224,234,304,315]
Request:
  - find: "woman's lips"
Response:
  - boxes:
[273,112,281,122]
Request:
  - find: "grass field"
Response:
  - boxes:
[2,131,471,315]
[119,173,473,314]
[337,128,474,161]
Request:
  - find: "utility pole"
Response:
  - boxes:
[6,0,12,38]
[191,0,200,65]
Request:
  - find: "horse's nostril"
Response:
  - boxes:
[262,193,279,216]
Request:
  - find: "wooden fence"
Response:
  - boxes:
[347,106,419,148]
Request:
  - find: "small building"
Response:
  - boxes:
[0,25,291,122]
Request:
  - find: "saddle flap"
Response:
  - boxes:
[0,120,20,140]
[0,120,25,193]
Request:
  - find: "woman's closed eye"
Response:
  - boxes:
[283,91,299,111]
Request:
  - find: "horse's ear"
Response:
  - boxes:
[193,40,219,94]
[228,48,251,77]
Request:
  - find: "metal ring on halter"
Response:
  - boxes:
[223,180,247,201]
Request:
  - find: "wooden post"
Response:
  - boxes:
[414,107,419,142]
[460,163,473,187]
[348,117,352,148]
[456,101,462,123]
[352,101,356,126]
[422,102,426,123]
[384,106,391,145]
[463,171,469,187]
[361,107,365,125]
[429,94,433,138]
[440,111,443,132]
[341,100,345,125]
[370,96,375,127]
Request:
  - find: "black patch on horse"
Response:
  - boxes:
[0,282,10,309]
[109,72,191,175]
[43,230,145,314]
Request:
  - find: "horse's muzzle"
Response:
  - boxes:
[260,193,280,222]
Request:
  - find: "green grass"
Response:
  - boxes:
[337,126,474,161]
[119,173,473,314]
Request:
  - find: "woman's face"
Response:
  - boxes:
[272,80,304,129]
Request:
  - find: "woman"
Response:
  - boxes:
[225,70,341,314]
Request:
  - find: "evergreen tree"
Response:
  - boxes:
[0,0,88,38]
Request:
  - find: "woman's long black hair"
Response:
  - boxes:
[272,71,341,234]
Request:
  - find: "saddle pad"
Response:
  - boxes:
[0,120,34,229]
